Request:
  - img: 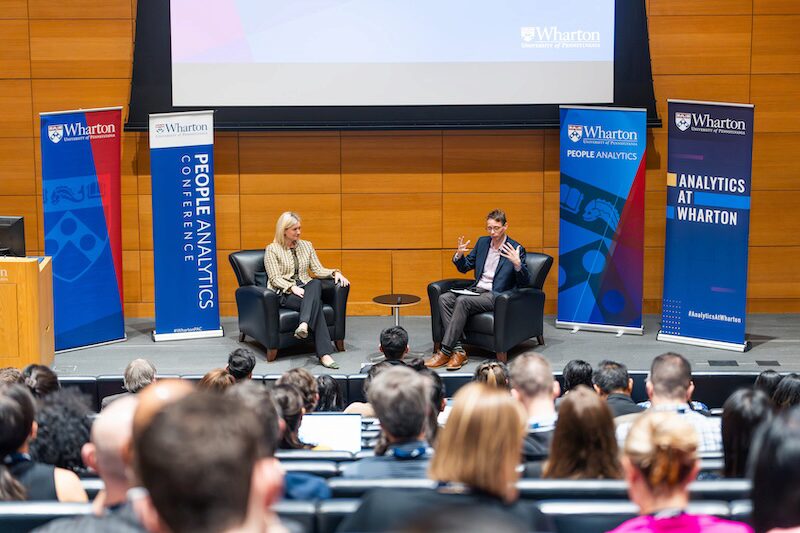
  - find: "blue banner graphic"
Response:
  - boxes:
[149,111,223,340]
[557,106,647,334]
[40,108,125,351]
[658,100,754,351]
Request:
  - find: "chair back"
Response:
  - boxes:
[525,253,553,289]
[229,249,267,287]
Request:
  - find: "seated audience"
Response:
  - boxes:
[315,375,344,412]
[721,388,772,478]
[0,367,24,386]
[197,368,235,393]
[339,383,546,532]
[592,360,644,417]
[508,352,560,461]
[562,359,593,393]
[542,385,621,479]
[609,411,750,533]
[753,369,783,399]
[134,392,284,533]
[771,373,800,410]
[272,384,312,450]
[359,326,410,374]
[397,506,527,533]
[22,364,60,399]
[102,358,157,409]
[414,365,447,443]
[29,388,93,474]
[341,367,432,478]
[345,361,394,418]
[616,353,722,454]
[226,348,256,383]
[0,384,86,502]
[473,360,510,390]
[750,406,800,533]
[276,368,318,412]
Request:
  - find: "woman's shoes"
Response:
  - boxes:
[319,355,340,370]
[293,322,309,339]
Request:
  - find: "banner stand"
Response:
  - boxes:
[656,332,748,353]
[556,321,643,336]
[152,330,223,342]
[56,335,128,354]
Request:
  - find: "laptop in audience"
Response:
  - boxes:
[298,413,362,453]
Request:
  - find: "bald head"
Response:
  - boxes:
[133,379,194,441]
[91,395,138,484]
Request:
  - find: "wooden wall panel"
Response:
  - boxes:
[135,135,151,194]
[120,194,139,250]
[121,250,140,302]
[440,250,473,281]
[342,135,442,193]
[137,194,151,250]
[0,196,39,252]
[31,79,130,136]
[650,0,751,16]
[216,250,238,303]
[751,75,800,132]
[214,195,241,251]
[0,81,33,137]
[441,193,543,250]
[748,247,800,299]
[542,191,559,249]
[341,250,392,315]
[392,250,442,316]
[0,138,35,195]
[646,131,667,192]
[752,134,800,190]
[750,191,800,246]
[214,136,239,195]
[342,193,441,249]
[752,16,800,74]
[542,247,558,315]
[644,191,667,249]
[28,0,132,19]
[240,194,341,250]
[754,0,800,15]
[120,133,138,195]
[139,250,153,302]
[0,0,28,18]
[0,20,30,78]
[543,132,560,193]
[652,75,750,128]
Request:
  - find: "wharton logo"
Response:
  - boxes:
[675,112,691,132]
[152,122,209,136]
[48,124,64,144]
[521,26,601,49]
[675,111,747,135]
[569,124,639,145]
[49,122,116,143]
[568,124,583,142]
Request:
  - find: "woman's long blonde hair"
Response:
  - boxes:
[273,211,301,248]
[428,382,526,502]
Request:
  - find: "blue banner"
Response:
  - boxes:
[658,100,754,351]
[40,107,125,351]
[149,111,223,340]
[557,106,647,334]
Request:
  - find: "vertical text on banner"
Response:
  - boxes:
[658,100,754,352]
[149,111,223,341]
[556,106,647,334]
[40,107,125,352]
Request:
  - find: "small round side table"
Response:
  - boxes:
[372,293,421,326]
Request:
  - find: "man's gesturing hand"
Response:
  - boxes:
[499,242,522,269]
[455,236,471,259]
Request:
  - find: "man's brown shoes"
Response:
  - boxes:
[446,351,468,371]
[425,351,451,368]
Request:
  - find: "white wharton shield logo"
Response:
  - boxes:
[567,124,583,142]
[675,112,691,132]
[48,124,63,143]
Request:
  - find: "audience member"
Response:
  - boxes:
[22,364,60,399]
[414,365,447,443]
[771,373,800,410]
[102,358,157,409]
[473,360,510,389]
[562,359,593,393]
[345,361,394,418]
[721,388,772,478]
[542,385,621,480]
[397,506,527,533]
[0,367,24,386]
[135,393,284,533]
[0,384,86,502]
[315,375,344,412]
[276,368,318,412]
[754,369,783,400]
[197,368,236,393]
[272,384,312,450]
[750,407,800,533]
[226,348,256,383]
[610,411,750,533]
[593,360,644,417]
[616,353,722,454]
[379,325,410,361]
[341,367,432,478]
[29,388,93,474]
[339,383,546,532]
[508,352,560,461]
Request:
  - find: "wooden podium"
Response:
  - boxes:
[0,257,54,368]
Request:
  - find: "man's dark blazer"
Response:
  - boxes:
[606,393,645,418]
[454,236,530,293]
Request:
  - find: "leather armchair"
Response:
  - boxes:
[229,250,349,362]
[428,253,553,363]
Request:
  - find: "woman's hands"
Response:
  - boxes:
[290,285,305,298]
[334,271,350,287]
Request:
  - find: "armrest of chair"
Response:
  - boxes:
[493,287,546,352]
[235,285,282,348]
[320,279,350,341]
[427,278,473,343]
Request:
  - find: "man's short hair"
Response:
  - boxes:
[508,352,553,399]
[276,368,318,412]
[368,366,430,441]
[123,359,156,393]
[226,382,281,457]
[135,392,264,533]
[379,326,409,360]
[649,352,692,400]
[563,359,593,392]
[593,360,630,394]
[487,209,507,225]
[227,348,256,382]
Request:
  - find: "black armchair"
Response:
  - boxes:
[229,250,349,362]
[427,253,553,363]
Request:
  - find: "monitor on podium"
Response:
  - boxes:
[0,216,25,257]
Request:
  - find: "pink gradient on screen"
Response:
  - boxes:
[171,0,252,62]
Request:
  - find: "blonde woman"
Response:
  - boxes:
[264,212,349,369]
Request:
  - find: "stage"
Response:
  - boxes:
[50,314,799,377]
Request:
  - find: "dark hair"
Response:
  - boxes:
[136,392,264,533]
[379,326,409,360]
[315,375,344,412]
[721,388,772,478]
[592,360,630,394]
[0,368,24,386]
[226,382,281,457]
[363,361,395,398]
[543,386,621,479]
[226,349,256,382]
[0,385,36,500]
[272,384,311,450]
[473,360,509,389]
[29,388,93,473]
[412,362,446,445]
[649,352,692,399]
[754,370,783,400]
[750,407,800,533]
[563,360,593,392]
[486,209,507,225]
[22,364,60,399]
[198,368,235,393]
[772,373,800,410]
[276,368,318,412]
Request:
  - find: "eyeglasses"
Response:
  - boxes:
[486,226,504,233]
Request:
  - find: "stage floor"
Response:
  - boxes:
[51,314,799,377]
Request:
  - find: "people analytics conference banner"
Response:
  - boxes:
[149,110,223,341]
[40,107,125,351]
[657,100,754,352]
[557,106,646,334]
